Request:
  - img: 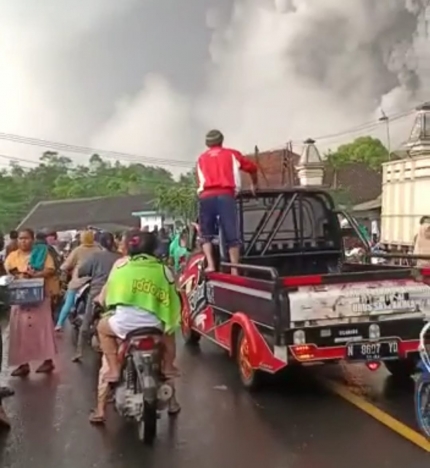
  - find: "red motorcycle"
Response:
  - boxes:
[113,327,174,443]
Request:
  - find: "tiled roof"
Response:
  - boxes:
[242,149,382,204]
[323,162,382,205]
[241,149,300,189]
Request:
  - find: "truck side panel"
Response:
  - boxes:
[381,157,430,246]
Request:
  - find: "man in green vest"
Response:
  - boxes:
[96,230,181,411]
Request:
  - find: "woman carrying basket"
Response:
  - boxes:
[4,228,58,377]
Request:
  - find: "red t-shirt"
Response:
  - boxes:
[196,146,258,198]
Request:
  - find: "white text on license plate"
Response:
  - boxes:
[347,341,398,357]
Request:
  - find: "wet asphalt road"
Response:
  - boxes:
[0,331,429,468]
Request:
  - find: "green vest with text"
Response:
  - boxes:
[105,255,181,334]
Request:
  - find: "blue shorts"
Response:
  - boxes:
[198,195,240,248]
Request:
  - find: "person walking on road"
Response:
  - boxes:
[72,232,121,362]
[4,228,59,377]
[55,230,101,331]
[197,130,258,275]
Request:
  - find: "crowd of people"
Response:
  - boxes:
[0,223,192,429]
[0,128,260,431]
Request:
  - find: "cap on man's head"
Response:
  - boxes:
[205,129,224,148]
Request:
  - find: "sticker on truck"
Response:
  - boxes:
[352,290,430,314]
[289,280,430,324]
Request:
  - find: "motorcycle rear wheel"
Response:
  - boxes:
[138,401,157,444]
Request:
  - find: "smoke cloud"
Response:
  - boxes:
[0,0,429,170]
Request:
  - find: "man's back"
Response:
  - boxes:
[197,146,257,197]
[87,250,122,295]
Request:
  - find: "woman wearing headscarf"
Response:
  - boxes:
[55,230,102,331]
[170,230,190,273]
[4,228,58,376]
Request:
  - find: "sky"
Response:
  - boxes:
[0,0,429,173]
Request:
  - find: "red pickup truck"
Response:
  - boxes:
[179,188,430,388]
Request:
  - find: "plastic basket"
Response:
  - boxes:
[8,278,45,306]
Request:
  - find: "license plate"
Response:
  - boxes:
[346,340,399,361]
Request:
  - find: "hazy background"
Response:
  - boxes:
[1,0,430,172]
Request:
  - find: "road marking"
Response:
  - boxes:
[322,379,430,453]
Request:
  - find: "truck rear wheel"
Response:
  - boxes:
[237,330,263,390]
[384,356,417,379]
[181,316,201,345]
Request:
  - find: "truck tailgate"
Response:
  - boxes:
[288,279,430,325]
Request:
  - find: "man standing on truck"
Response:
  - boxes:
[197,130,258,275]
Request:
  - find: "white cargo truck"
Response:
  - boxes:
[381,103,430,251]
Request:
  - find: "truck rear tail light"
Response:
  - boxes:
[290,344,316,361]
[293,330,306,345]
[369,324,380,340]
[283,275,322,287]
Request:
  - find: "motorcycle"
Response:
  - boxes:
[68,281,91,341]
[415,321,430,438]
[113,326,174,443]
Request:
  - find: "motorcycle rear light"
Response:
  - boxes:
[133,336,156,351]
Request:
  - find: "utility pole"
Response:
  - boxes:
[254,145,269,187]
[379,110,391,160]
[286,141,295,186]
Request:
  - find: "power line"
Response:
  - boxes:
[0,132,195,169]
[264,108,415,152]
[0,106,417,167]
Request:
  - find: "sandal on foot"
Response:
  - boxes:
[11,364,30,377]
[36,361,55,374]
[89,410,105,425]
[71,354,82,363]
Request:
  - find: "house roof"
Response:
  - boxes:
[323,162,382,205]
[17,194,153,232]
[352,195,382,212]
[241,149,300,189]
[241,149,382,205]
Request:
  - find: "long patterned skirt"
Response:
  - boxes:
[8,298,58,367]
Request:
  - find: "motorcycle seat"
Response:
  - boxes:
[125,327,163,340]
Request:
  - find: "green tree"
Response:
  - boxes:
[154,169,197,223]
[326,136,389,171]
[0,153,176,232]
